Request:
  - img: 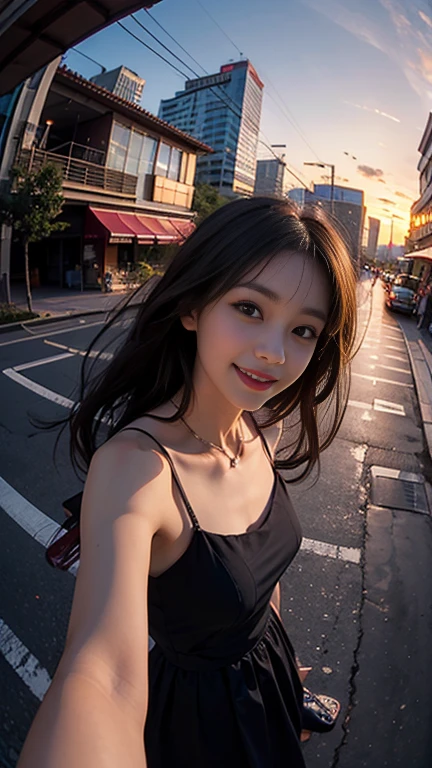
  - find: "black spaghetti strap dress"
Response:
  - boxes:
[125,422,305,768]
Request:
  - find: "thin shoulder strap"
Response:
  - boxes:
[119,427,201,531]
[248,412,274,466]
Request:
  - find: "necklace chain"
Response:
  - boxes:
[170,400,244,469]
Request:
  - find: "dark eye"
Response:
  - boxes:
[294,326,317,340]
[233,301,262,319]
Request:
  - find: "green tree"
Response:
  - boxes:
[192,183,229,225]
[0,163,68,312]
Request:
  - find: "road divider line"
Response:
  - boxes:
[2,368,74,409]
[14,352,74,371]
[0,619,51,701]
[373,363,410,374]
[44,339,113,361]
[348,399,372,410]
[352,372,413,388]
[383,353,408,363]
[0,320,105,348]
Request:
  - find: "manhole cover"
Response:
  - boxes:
[371,476,429,514]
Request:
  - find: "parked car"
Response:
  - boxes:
[393,274,420,292]
[385,285,416,315]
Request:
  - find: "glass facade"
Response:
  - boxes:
[158,60,263,197]
[106,121,184,200]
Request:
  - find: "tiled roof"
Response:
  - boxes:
[56,66,213,154]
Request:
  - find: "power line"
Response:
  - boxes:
[69,47,106,73]
[117,18,242,124]
[134,12,241,118]
[144,8,207,76]
[131,14,197,78]
[116,21,191,80]
[194,0,243,58]
[192,3,322,163]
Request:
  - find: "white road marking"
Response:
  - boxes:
[383,353,407,363]
[385,344,406,352]
[0,476,60,546]
[369,355,379,360]
[352,372,413,388]
[0,619,51,701]
[383,334,404,341]
[301,538,361,564]
[2,368,75,409]
[365,337,381,343]
[14,352,74,371]
[373,399,406,416]
[44,339,113,361]
[373,363,410,374]
[348,399,372,410]
[0,320,105,348]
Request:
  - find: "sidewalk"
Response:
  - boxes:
[397,308,432,461]
[10,284,132,318]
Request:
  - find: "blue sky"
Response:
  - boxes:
[64,0,432,245]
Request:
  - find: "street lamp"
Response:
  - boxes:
[304,161,335,214]
[258,140,310,192]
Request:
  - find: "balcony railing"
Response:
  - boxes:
[17,147,137,198]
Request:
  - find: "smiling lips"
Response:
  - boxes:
[234,365,278,391]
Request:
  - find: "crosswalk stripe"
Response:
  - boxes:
[0,619,51,701]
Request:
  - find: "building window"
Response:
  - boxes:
[107,122,130,171]
[125,131,144,175]
[139,135,158,175]
[168,147,182,180]
[155,142,171,176]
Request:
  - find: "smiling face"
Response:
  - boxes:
[181,250,331,412]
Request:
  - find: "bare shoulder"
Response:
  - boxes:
[83,427,173,534]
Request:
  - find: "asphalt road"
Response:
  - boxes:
[1,277,431,768]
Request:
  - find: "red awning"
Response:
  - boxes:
[170,218,195,240]
[138,216,176,243]
[86,208,195,245]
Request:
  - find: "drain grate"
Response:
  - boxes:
[370,466,429,514]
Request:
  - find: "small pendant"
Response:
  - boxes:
[230,457,239,468]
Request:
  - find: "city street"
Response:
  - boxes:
[1,276,432,767]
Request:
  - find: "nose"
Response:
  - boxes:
[254,329,286,366]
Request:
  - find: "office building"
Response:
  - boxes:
[91,66,145,105]
[366,217,380,261]
[159,60,264,197]
[254,158,286,197]
[288,183,365,265]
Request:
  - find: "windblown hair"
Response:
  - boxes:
[65,197,358,482]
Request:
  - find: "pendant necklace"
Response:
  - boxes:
[170,400,244,469]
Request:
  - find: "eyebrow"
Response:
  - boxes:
[236,281,328,323]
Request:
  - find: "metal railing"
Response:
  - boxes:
[18,147,137,197]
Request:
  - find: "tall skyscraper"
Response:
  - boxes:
[90,66,145,105]
[159,60,263,197]
[367,217,380,261]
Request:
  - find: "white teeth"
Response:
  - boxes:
[238,367,270,383]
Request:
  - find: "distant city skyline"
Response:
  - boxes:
[63,0,432,245]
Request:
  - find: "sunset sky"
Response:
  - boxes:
[65,0,432,245]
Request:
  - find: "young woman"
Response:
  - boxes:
[18,197,357,768]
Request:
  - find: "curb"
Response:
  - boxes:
[0,307,108,335]
[402,326,432,461]
[0,300,144,336]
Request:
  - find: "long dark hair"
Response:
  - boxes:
[64,197,357,482]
